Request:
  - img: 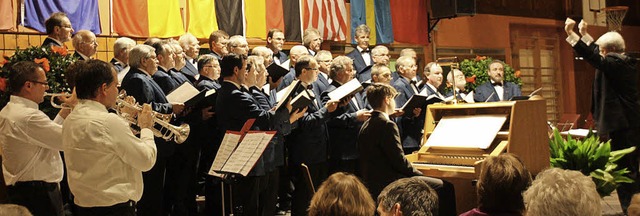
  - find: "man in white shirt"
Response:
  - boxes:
[0,61,75,216]
[62,59,156,215]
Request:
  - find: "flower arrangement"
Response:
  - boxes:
[456,56,522,93]
[0,46,77,118]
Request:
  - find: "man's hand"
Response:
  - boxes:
[325,100,339,113]
[355,109,372,122]
[201,106,214,120]
[579,20,588,36]
[390,109,405,118]
[57,88,78,109]
[121,96,139,118]
[138,104,154,129]
[289,107,307,123]
[565,18,576,35]
[412,107,422,118]
[172,103,185,114]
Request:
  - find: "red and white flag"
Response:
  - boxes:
[302,0,348,41]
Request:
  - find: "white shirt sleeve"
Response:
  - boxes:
[105,114,157,172]
[26,112,64,151]
[566,32,581,47]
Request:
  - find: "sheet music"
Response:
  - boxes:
[221,132,275,176]
[327,79,363,101]
[238,132,275,176]
[425,114,507,149]
[166,82,199,104]
[209,132,241,174]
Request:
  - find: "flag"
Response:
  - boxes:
[283,0,302,42]
[215,1,244,36]
[245,0,267,38]
[186,0,219,39]
[350,0,394,45]
[390,0,429,45]
[266,0,285,34]
[113,0,184,38]
[0,0,13,31]
[302,0,348,41]
[23,0,101,34]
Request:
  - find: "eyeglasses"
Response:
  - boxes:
[28,80,49,86]
[59,25,72,29]
[233,44,249,48]
[305,67,319,71]
[83,40,98,45]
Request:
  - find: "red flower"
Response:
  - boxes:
[466,75,477,84]
[0,78,6,92]
[475,55,487,61]
[51,46,68,56]
[515,70,521,78]
[34,58,51,72]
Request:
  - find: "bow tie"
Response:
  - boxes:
[192,59,197,64]
[306,84,314,90]
[361,49,370,53]
[273,52,281,58]
[409,80,417,85]
[492,82,503,86]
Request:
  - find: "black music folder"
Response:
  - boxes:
[267,63,290,82]
[401,94,443,117]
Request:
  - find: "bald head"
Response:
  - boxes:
[290,45,310,65]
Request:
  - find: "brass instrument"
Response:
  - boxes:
[44,92,73,109]
[115,91,190,144]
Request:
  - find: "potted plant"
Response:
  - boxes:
[549,129,635,197]
[451,56,522,94]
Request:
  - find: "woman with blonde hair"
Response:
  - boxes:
[308,172,376,216]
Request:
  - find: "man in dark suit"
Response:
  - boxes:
[208,30,229,60]
[473,60,521,102]
[303,28,322,56]
[392,56,423,154]
[314,50,332,94]
[277,45,309,91]
[150,41,181,94]
[285,55,339,216]
[268,28,289,66]
[320,56,370,174]
[179,33,200,82]
[121,44,185,216]
[421,62,445,98]
[358,83,456,216]
[566,18,640,212]
[346,24,373,83]
[42,12,73,48]
[445,69,472,101]
[71,30,97,61]
[111,37,135,72]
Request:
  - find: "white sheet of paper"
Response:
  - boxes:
[327,79,362,101]
[166,82,199,104]
[238,132,275,176]
[425,114,507,149]
[209,133,241,175]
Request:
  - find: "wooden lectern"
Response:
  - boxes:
[406,100,550,214]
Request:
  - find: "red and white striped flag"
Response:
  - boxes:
[302,0,348,41]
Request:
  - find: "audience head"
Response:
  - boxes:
[487,60,504,83]
[179,33,200,59]
[377,177,439,216]
[596,31,625,55]
[129,44,158,75]
[267,28,285,52]
[246,55,267,87]
[476,153,531,214]
[372,64,392,84]
[7,61,48,103]
[308,172,376,216]
[628,194,640,216]
[294,55,318,84]
[250,46,274,66]
[303,28,323,52]
[197,55,220,80]
[151,40,175,70]
[113,37,136,64]
[315,50,333,75]
[220,53,248,84]
[0,204,33,216]
[73,60,118,108]
[208,30,229,56]
[227,35,249,56]
[45,12,73,42]
[424,62,443,88]
[396,56,417,80]
[354,24,371,50]
[366,83,398,113]
[372,45,390,65]
[72,30,97,57]
[329,56,354,84]
[523,168,601,216]
[290,45,310,65]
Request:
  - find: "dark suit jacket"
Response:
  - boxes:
[392,77,424,150]
[357,111,422,198]
[473,81,521,102]
[195,75,222,91]
[73,52,89,61]
[152,67,180,95]
[346,48,373,83]
[182,57,199,83]
[573,40,640,133]
[273,51,288,65]
[286,83,331,165]
[277,67,296,91]
[110,58,126,73]
[315,73,331,94]
[209,52,222,61]
[169,68,193,86]
[216,81,290,176]
[250,87,291,171]
[42,37,63,47]
[321,81,365,160]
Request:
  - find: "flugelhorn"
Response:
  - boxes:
[115,91,190,144]
[44,92,72,109]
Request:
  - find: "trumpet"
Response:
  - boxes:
[115,91,190,144]
[44,92,73,109]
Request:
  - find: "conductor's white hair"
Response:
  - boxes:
[596,31,625,53]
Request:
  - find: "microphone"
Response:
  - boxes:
[484,92,496,103]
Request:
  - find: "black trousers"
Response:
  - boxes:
[75,200,136,216]
[6,181,64,216]
[137,156,167,216]
[164,142,200,216]
[608,127,640,213]
[290,162,328,216]
[204,176,231,216]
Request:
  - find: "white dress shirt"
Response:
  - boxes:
[491,80,505,101]
[357,46,372,66]
[0,95,65,185]
[63,100,156,207]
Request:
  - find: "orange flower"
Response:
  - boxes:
[475,55,487,61]
[466,75,477,84]
[34,58,51,72]
[0,77,6,92]
[514,70,521,78]
[51,46,68,56]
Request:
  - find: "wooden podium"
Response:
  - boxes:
[406,100,550,214]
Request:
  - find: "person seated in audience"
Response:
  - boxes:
[628,194,640,216]
[377,177,439,216]
[460,153,532,216]
[72,30,97,61]
[227,35,249,56]
[43,12,73,48]
[308,172,375,216]
[523,168,601,216]
[474,60,521,102]
[303,28,323,56]
[178,33,201,82]
[208,30,229,60]
[0,204,33,216]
